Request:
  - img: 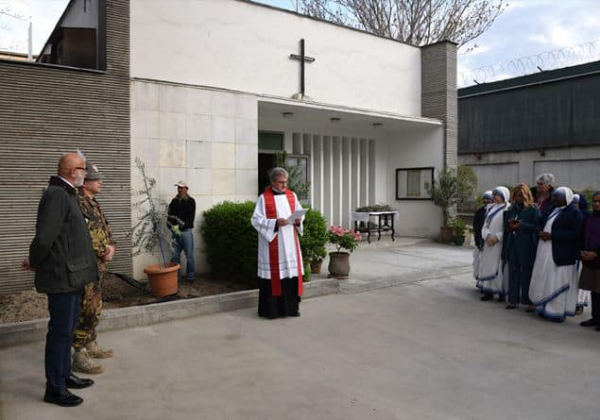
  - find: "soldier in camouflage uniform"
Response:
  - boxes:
[72,162,116,374]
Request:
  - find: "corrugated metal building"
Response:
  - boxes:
[458,60,600,195]
[0,0,131,294]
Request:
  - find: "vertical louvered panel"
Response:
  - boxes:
[0,0,130,294]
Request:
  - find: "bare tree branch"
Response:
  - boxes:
[294,0,506,46]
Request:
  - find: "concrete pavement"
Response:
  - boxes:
[1,242,600,419]
[0,238,471,347]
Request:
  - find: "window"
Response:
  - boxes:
[37,0,106,71]
[258,131,284,151]
[396,167,434,200]
[0,0,110,71]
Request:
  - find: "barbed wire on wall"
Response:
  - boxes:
[0,43,24,51]
[459,40,600,88]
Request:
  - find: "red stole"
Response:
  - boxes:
[263,187,303,297]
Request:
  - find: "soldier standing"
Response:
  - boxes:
[72,162,116,374]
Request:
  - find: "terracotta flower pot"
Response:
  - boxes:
[328,252,350,279]
[144,262,180,298]
[310,260,323,274]
[439,226,454,243]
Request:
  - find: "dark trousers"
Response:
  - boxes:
[592,291,600,320]
[45,291,81,391]
[508,258,533,305]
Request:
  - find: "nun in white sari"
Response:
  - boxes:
[529,187,584,322]
[476,187,510,301]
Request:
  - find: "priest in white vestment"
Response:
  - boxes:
[476,186,510,301]
[529,187,584,322]
[251,167,304,319]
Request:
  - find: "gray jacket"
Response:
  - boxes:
[29,176,97,294]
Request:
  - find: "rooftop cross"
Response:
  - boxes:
[289,39,315,98]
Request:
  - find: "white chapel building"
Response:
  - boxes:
[130,0,457,275]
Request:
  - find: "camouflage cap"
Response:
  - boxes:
[85,161,104,181]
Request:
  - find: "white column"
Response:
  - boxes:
[323,136,333,223]
[351,137,360,212]
[313,135,323,213]
[360,138,369,206]
[342,137,351,227]
[369,139,376,204]
[303,134,314,207]
[332,136,342,226]
[292,132,303,154]
[284,131,293,152]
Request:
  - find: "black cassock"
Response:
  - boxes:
[258,277,301,319]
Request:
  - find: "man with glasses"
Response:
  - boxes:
[22,152,97,407]
[251,167,305,319]
[168,181,196,282]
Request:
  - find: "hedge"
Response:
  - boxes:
[201,201,328,283]
[201,201,258,282]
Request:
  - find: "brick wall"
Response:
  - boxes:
[421,41,458,169]
[0,0,131,294]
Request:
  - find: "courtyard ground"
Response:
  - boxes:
[1,241,599,420]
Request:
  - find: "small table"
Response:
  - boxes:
[351,211,399,244]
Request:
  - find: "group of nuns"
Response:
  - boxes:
[473,175,600,330]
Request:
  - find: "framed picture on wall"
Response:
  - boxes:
[396,167,434,200]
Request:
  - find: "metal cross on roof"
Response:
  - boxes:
[289,39,315,98]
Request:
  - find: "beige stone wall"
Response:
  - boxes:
[131,80,258,278]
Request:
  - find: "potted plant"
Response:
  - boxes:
[327,226,361,279]
[450,217,467,246]
[299,208,328,274]
[427,166,477,243]
[131,158,181,297]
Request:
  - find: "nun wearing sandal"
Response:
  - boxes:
[475,187,510,302]
[529,187,584,322]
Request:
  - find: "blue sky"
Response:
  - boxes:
[1,0,599,86]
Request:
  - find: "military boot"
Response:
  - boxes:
[86,341,113,359]
[72,348,104,374]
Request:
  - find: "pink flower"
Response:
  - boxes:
[328,225,361,252]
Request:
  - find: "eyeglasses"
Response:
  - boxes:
[75,167,87,171]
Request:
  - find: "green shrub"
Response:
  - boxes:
[450,217,467,236]
[303,260,311,283]
[299,208,328,263]
[201,201,257,282]
[201,202,326,283]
